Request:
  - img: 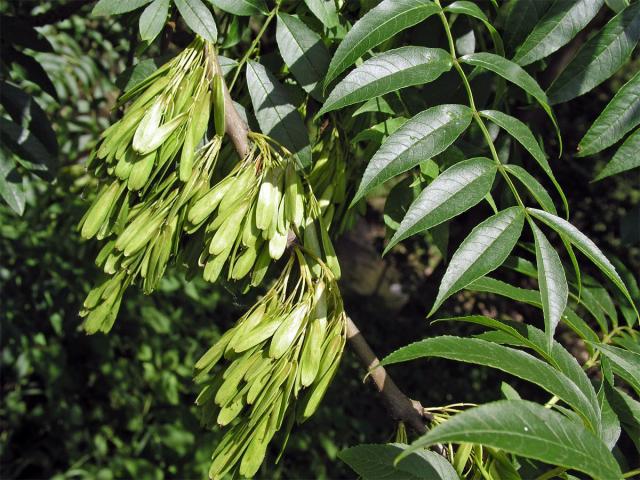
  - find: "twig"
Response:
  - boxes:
[208,48,432,438]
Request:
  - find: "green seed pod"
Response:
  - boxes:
[212,74,226,137]
[187,176,233,226]
[241,205,260,247]
[297,352,340,421]
[299,317,326,387]
[209,202,248,255]
[81,181,121,239]
[203,246,232,283]
[195,329,235,372]
[127,151,156,191]
[269,303,309,359]
[255,168,278,231]
[179,123,195,182]
[134,110,187,155]
[227,303,267,353]
[217,396,245,426]
[191,89,211,144]
[284,163,304,228]
[250,243,271,287]
[114,149,135,180]
[239,417,270,478]
[268,229,288,260]
[103,252,120,275]
[215,352,258,407]
[319,216,341,280]
[231,246,257,280]
[219,166,255,214]
[122,213,164,257]
[132,98,164,153]
[232,317,282,353]
[318,184,334,213]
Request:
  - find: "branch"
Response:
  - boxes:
[209,49,431,436]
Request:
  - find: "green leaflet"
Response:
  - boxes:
[460,54,562,152]
[528,208,638,321]
[324,0,441,87]
[578,70,640,157]
[382,336,600,433]
[503,164,557,214]
[209,0,267,16]
[444,1,504,55]
[303,0,339,28]
[173,0,217,43]
[531,221,568,351]
[138,0,170,42]
[480,109,567,214]
[276,13,330,101]
[246,61,311,168]
[513,0,605,66]
[320,47,451,116]
[352,104,473,204]
[386,157,496,252]
[400,400,622,480]
[92,0,152,16]
[339,443,458,480]
[548,2,640,104]
[595,128,640,180]
[592,343,640,395]
[430,207,524,315]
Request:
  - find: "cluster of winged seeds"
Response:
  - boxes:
[77,35,350,478]
[194,251,346,479]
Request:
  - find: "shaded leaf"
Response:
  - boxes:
[320,47,452,116]
[386,157,496,252]
[209,0,267,16]
[139,0,170,42]
[445,1,504,54]
[0,117,56,179]
[339,443,458,480]
[304,0,339,28]
[276,13,330,101]
[531,221,568,351]
[0,150,25,215]
[92,0,152,16]
[401,400,621,480]
[430,207,524,315]
[528,208,638,321]
[578,70,640,157]
[548,2,640,104]
[592,343,640,395]
[500,0,553,55]
[605,382,640,451]
[461,54,561,149]
[382,336,600,432]
[324,0,441,87]
[352,104,472,204]
[481,109,567,213]
[595,128,640,180]
[174,0,217,43]
[246,61,311,168]
[513,0,605,66]
[503,164,556,214]
[597,383,621,450]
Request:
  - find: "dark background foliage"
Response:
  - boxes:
[1,1,638,479]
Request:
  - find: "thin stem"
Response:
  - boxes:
[436,5,526,210]
[228,1,280,90]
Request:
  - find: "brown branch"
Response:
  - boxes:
[346,317,431,434]
[209,49,431,437]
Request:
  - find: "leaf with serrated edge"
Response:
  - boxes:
[513,0,605,66]
[320,47,451,116]
[386,157,496,252]
[276,13,330,101]
[382,336,600,432]
[595,128,640,180]
[324,0,441,87]
[481,109,567,213]
[579,70,640,157]
[528,208,638,321]
[353,104,472,204]
[548,2,640,104]
[531,221,568,351]
[430,207,524,315]
[399,400,621,480]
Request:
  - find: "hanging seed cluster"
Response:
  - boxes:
[194,251,346,479]
[77,35,352,479]
[186,136,306,286]
[78,39,228,333]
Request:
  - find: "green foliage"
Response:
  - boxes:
[2,0,640,479]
